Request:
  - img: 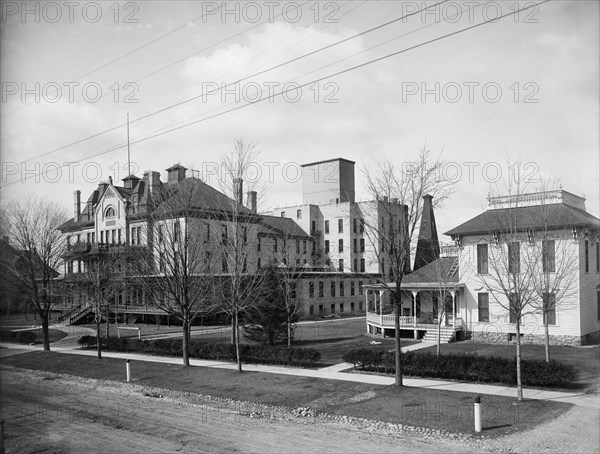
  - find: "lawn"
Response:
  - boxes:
[1,351,571,438]
[0,328,67,344]
[415,341,600,391]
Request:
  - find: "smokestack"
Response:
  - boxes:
[143,171,161,196]
[247,191,257,213]
[233,178,243,205]
[73,190,81,222]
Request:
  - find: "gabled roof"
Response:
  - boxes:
[445,203,600,237]
[260,215,311,238]
[403,256,459,284]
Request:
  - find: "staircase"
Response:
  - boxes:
[423,326,460,344]
[58,305,93,325]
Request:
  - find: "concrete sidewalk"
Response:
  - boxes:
[1,340,598,409]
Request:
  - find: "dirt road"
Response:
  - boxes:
[1,368,477,454]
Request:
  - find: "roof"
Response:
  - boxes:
[403,256,459,284]
[445,203,600,237]
[300,157,355,167]
[260,215,311,238]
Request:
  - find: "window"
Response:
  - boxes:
[477,244,488,274]
[331,304,335,314]
[331,281,336,297]
[118,229,122,244]
[280,211,285,217]
[130,228,135,245]
[111,230,116,244]
[290,281,297,299]
[478,293,489,322]
[303,240,307,254]
[351,302,355,312]
[338,219,343,233]
[105,206,115,218]
[158,225,163,244]
[338,259,344,271]
[358,281,363,295]
[159,253,165,273]
[353,238,357,253]
[359,219,364,233]
[309,282,314,298]
[222,255,228,273]
[257,237,261,252]
[542,239,555,272]
[204,252,212,271]
[360,259,365,272]
[273,239,278,252]
[221,225,227,244]
[174,223,180,242]
[359,301,363,311]
[257,258,261,269]
[91,232,95,243]
[297,209,302,219]
[360,238,365,253]
[319,305,324,315]
[353,218,357,233]
[350,281,355,296]
[99,231,103,243]
[311,221,316,234]
[340,303,344,313]
[509,293,519,323]
[309,305,314,315]
[543,292,556,325]
[296,240,300,254]
[324,220,329,234]
[206,224,210,242]
[312,241,316,254]
[353,258,358,272]
[381,258,385,274]
[318,281,324,298]
[338,239,343,252]
[243,227,247,244]
[325,240,330,254]
[508,242,520,274]
[339,281,345,296]
[585,240,589,273]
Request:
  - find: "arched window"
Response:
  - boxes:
[105,206,116,218]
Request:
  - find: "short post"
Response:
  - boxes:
[474,395,482,432]
[126,359,131,382]
[1,419,5,454]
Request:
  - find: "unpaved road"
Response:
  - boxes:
[0,368,476,454]
[1,367,598,453]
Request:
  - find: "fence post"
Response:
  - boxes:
[474,395,482,432]
[126,359,131,382]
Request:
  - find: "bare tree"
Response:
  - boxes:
[138,177,219,366]
[477,177,539,401]
[212,138,269,372]
[362,145,456,386]
[3,197,67,351]
[523,181,579,362]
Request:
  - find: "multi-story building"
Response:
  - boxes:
[365,189,600,346]
[58,158,404,322]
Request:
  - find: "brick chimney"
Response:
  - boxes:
[247,191,257,213]
[73,190,81,222]
[413,194,440,271]
[233,178,243,205]
[166,164,187,184]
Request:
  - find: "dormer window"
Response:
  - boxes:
[105,206,116,219]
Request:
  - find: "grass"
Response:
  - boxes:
[415,341,600,391]
[0,328,67,344]
[1,351,571,437]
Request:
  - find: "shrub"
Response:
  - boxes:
[343,348,577,388]
[0,329,37,344]
[77,335,97,348]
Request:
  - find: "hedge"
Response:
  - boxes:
[81,336,321,368]
[0,329,36,344]
[342,348,577,388]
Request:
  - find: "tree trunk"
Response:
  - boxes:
[437,319,441,356]
[182,317,190,366]
[105,307,110,340]
[41,311,51,352]
[544,318,550,363]
[234,310,242,372]
[516,319,523,401]
[231,314,236,344]
[96,313,102,359]
[287,312,292,349]
[393,293,403,387]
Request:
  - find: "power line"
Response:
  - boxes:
[14,1,445,164]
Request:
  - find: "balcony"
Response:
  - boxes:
[366,311,464,329]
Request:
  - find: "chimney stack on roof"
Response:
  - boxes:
[247,191,257,213]
[233,178,243,205]
[166,164,187,184]
[413,194,440,271]
[73,190,81,222]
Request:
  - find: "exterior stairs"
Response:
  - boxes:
[423,326,460,344]
[58,304,94,325]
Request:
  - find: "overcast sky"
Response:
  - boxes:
[1,0,598,237]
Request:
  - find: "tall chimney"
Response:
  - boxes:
[233,178,243,205]
[247,191,257,213]
[413,194,440,271]
[73,190,81,222]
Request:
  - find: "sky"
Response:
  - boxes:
[1,0,598,238]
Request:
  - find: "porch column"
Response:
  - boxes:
[379,290,384,317]
[451,291,456,328]
[365,290,369,334]
[412,291,418,340]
